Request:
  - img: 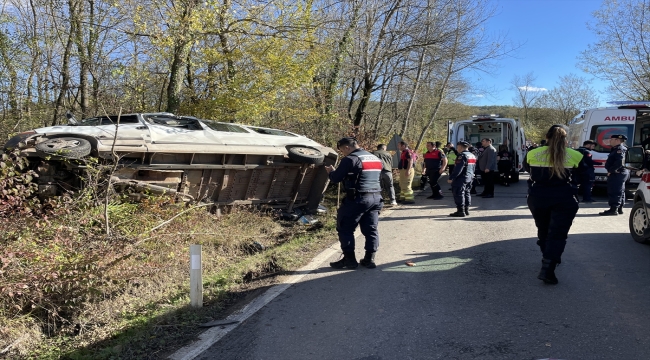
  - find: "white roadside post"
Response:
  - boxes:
[190,245,203,308]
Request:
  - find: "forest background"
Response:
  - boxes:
[2,0,648,151]
[2,0,650,357]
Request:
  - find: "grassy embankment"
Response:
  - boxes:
[0,171,340,359]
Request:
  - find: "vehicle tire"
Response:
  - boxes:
[35,137,92,158]
[286,146,324,165]
[629,201,650,244]
[510,169,520,183]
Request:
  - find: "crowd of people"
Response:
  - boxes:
[324,124,630,286]
[371,138,513,211]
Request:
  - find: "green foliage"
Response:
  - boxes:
[0,149,40,217]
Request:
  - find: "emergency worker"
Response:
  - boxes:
[422,141,447,199]
[447,141,476,217]
[397,141,416,204]
[524,125,583,285]
[326,137,383,269]
[576,140,596,203]
[600,134,629,216]
[444,143,458,174]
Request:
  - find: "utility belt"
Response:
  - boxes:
[346,188,380,198]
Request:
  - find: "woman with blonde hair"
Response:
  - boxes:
[523,125,584,284]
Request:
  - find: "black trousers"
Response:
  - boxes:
[483,171,495,195]
[428,171,442,196]
[527,194,579,263]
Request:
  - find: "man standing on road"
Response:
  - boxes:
[422,141,447,199]
[373,144,397,206]
[477,138,498,198]
[447,141,476,217]
[600,134,629,216]
[398,141,416,204]
[576,140,596,203]
[326,137,383,269]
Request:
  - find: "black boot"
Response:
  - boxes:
[330,252,358,269]
[359,251,376,269]
[537,258,558,284]
[599,207,619,216]
[464,206,469,216]
[449,207,466,217]
[618,206,624,214]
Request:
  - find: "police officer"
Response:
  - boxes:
[446,141,476,217]
[576,140,596,202]
[600,134,629,216]
[326,137,383,269]
[524,125,583,284]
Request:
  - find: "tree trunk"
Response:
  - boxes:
[52,0,76,126]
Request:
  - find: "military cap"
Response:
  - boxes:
[336,137,357,148]
[457,140,470,147]
[583,139,597,145]
[610,134,628,140]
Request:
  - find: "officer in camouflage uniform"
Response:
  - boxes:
[326,137,383,269]
[600,134,629,216]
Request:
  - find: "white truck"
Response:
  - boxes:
[448,114,526,182]
[567,101,646,191]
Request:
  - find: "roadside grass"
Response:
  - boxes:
[0,195,338,359]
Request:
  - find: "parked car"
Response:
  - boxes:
[4,113,338,214]
[630,171,650,243]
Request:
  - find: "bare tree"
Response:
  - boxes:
[534,74,600,125]
[511,72,545,128]
[579,0,650,100]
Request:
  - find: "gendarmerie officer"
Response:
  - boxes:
[447,141,476,217]
[600,134,629,216]
[575,140,596,202]
[325,137,383,269]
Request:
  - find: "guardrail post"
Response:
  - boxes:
[190,244,203,308]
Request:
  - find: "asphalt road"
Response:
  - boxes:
[194,175,650,360]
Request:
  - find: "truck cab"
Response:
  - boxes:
[449,114,526,182]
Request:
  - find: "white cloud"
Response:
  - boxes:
[473,94,485,98]
[518,86,548,92]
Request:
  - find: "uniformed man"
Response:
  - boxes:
[326,137,383,269]
[446,140,476,217]
[599,134,629,216]
[422,141,447,199]
[576,140,596,202]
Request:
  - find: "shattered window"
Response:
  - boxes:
[144,115,203,130]
[202,120,250,133]
[78,115,140,126]
[247,127,297,137]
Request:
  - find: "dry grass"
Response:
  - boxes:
[0,197,338,359]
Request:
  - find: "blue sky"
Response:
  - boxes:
[468,0,610,107]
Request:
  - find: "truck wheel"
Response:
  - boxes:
[286,146,324,165]
[630,201,650,244]
[35,137,92,158]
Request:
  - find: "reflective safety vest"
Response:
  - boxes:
[525,146,583,196]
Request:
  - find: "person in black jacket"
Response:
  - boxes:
[575,140,596,202]
[447,141,476,217]
[599,134,629,216]
[326,137,383,269]
[524,125,583,284]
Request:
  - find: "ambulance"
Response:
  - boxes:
[449,115,526,182]
[567,101,646,190]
